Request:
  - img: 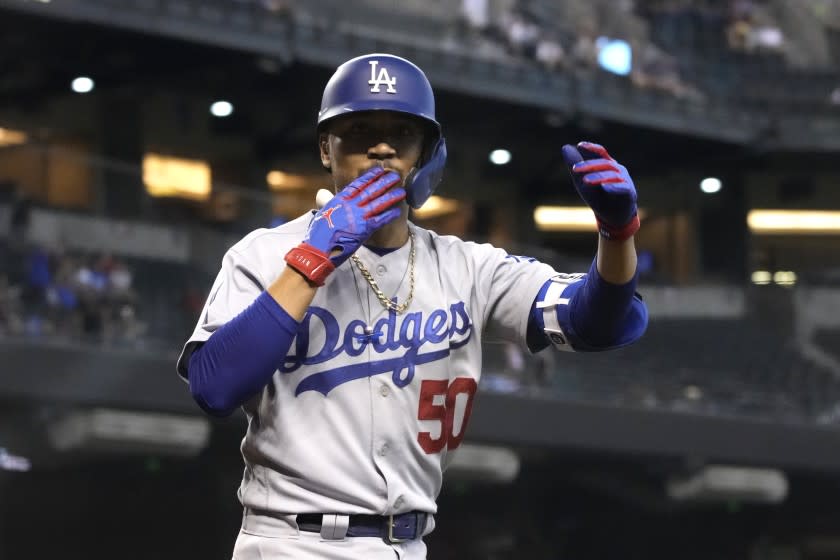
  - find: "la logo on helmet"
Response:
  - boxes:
[368,60,397,94]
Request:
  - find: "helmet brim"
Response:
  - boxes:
[318,102,440,133]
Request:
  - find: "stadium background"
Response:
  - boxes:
[1,0,840,558]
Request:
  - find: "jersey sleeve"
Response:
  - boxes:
[470,245,558,348]
[176,247,268,382]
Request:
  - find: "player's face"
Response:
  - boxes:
[319,111,425,190]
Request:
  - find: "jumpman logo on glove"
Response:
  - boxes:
[314,205,340,229]
[284,167,405,286]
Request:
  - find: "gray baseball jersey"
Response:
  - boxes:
[178,211,560,518]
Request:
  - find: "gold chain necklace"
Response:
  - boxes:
[350,229,415,315]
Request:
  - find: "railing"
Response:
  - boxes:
[2,240,839,427]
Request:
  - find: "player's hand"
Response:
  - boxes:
[308,167,405,263]
[561,141,639,241]
[284,167,406,286]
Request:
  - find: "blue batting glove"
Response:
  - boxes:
[561,141,640,241]
[284,167,406,285]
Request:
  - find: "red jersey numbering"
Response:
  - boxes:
[417,377,478,454]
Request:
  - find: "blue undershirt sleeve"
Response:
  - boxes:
[526,282,552,353]
[527,259,648,352]
[570,258,645,349]
[188,291,300,417]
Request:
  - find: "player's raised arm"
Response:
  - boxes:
[528,141,647,353]
[186,168,405,417]
[562,140,639,283]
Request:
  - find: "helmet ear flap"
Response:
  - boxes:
[406,137,447,209]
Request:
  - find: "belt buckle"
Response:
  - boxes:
[386,513,409,544]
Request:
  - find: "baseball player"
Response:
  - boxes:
[177,53,648,559]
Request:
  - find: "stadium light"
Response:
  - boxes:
[700,177,722,194]
[534,206,596,231]
[534,206,645,232]
[143,153,212,201]
[596,37,632,76]
[0,127,28,147]
[748,210,840,234]
[751,270,772,285]
[773,270,797,286]
[47,408,210,457]
[683,385,703,400]
[667,465,788,504]
[71,76,94,94]
[266,170,309,190]
[445,443,520,483]
[489,149,511,165]
[0,448,31,472]
[210,100,234,118]
[412,196,460,219]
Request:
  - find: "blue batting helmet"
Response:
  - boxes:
[318,53,447,209]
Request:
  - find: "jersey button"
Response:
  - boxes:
[376,264,387,276]
[379,384,390,397]
[394,497,404,509]
[378,443,389,457]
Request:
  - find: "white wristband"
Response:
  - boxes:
[536,273,584,351]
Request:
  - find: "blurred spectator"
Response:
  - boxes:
[631,41,706,101]
[105,257,140,342]
[571,19,600,71]
[446,0,493,52]
[0,236,147,344]
[75,254,108,339]
[535,33,567,71]
[461,0,489,34]
[108,259,134,302]
[529,347,556,389]
[727,0,785,54]
[640,0,697,52]
[45,254,81,335]
[444,0,511,60]
[0,272,22,335]
[597,0,644,43]
[8,185,31,255]
[258,0,291,16]
[21,245,52,333]
[731,0,755,22]
[747,26,785,54]
[504,341,526,374]
[503,9,540,59]
[726,15,751,51]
